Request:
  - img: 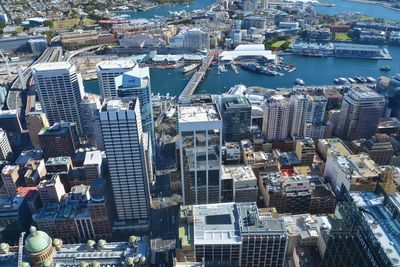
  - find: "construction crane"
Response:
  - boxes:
[0,50,11,78]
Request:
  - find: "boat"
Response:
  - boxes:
[182,64,199,73]
[366,77,376,83]
[354,76,367,83]
[231,64,239,74]
[218,64,227,73]
[348,78,356,83]
[379,65,391,71]
[295,78,305,86]
[334,79,339,84]
[338,78,349,84]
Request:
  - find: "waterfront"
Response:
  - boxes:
[117,0,215,19]
[316,0,400,20]
[83,45,400,97]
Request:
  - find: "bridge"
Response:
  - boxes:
[178,53,214,101]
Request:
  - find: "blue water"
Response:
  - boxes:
[117,0,215,19]
[315,0,400,20]
[83,0,400,96]
[84,44,400,96]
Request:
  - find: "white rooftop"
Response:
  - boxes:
[83,151,102,166]
[222,165,257,182]
[179,104,220,123]
[32,62,73,72]
[96,60,135,70]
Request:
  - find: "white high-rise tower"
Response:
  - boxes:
[32,62,85,136]
[96,60,135,100]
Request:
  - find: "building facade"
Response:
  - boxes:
[100,99,151,228]
[26,112,50,148]
[336,88,386,141]
[178,103,223,205]
[96,60,135,100]
[32,62,85,136]
[262,95,292,141]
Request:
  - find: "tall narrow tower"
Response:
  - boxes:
[100,99,151,228]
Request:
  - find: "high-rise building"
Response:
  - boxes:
[38,122,80,159]
[0,128,12,161]
[116,66,154,150]
[290,94,309,138]
[100,99,151,227]
[183,29,210,51]
[37,173,66,203]
[336,88,386,141]
[178,103,222,205]
[262,95,291,141]
[26,112,50,147]
[1,165,20,197]
[176,202,288,267]
[220,165,258,203]
[80,93,101,145]
[322,186,400,267]
[32,62,85,136]
[96,60,135,100]
[88,178,112,238]
[360,134,394,166]
[295,138,315,166]
[215,95,252,142]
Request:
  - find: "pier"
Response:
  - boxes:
[178,53,214,101]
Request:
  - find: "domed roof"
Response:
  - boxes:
[25,226,52,254]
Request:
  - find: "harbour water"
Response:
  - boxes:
[84,45,400,96]
[83,0,400,96]
[117,0,215,19]
[316,0,400,21]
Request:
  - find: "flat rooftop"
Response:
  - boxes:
[319,138,352,157]
[32,61,73,72]
[221,165,257,182]
[179,104,221,123]
[96,60,135,70]
[83,151,102,166]
[348,87,384,101]
[193,203,241,245]
[351,192,400,266]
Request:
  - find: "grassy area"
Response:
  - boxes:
[271,40,288,48]
[334,32,351,41]
[52,18,96,30]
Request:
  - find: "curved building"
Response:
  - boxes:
[25,226,56,265]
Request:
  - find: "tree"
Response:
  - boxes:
[43,20,54,28]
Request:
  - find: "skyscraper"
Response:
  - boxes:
[26,112,49,147]
[262,95,291,141]
[81,93,101,145]
[336,88,386,141]
[38,122,80,159]
[32,62,85,136]
[99,99,151,227]
[322,186,400,267]
[116,66,154,150]
[96,60,135,100]
[178,103,222,205]
[0,128,12,161]
[290,94,309,138]
[215,95,252,142]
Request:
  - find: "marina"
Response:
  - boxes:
[84,44,400,96]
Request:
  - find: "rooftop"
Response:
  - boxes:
[83,151,102,166]
[178,104,221,123]
[32,61,73,72]
[193,202,241,245]
[221,165,257,182]
[96,60,135,70]
[351,191,400,266]
[46,156,71,166]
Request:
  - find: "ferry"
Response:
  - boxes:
[379,65,391,71]
[366,77,376,83]
[295,78,305,86]
[182,64,199,73]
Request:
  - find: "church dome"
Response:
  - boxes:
[25,226,52,254]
